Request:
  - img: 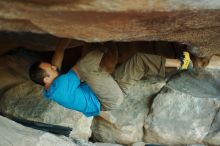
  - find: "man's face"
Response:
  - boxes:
[39,62,59,85]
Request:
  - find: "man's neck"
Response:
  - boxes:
[44,75,59,91]
[45,83,51,91]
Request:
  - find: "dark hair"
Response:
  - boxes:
[29,61,47,86]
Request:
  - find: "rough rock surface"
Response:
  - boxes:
[0,1,220,145]
[1,40,220,145]
[94,143,122,146]
[91,69,220,145]
[144,70,220,145]
[0,0,220,56]
[1,46,220,145]
[92,78,166,144]
[0,32,84,55]
[0,116,79,146]
[0,49,92,140]
[1,115,119,146]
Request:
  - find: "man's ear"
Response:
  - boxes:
[43,76,50,84]
[51,65,57,71]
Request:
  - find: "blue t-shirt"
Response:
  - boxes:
[43,70,101,117]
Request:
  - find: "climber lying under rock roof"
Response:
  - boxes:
[29,38,208,117]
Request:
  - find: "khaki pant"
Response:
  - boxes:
[113,52,165,95]
[77,49,165,111]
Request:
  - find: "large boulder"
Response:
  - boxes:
[0,0,220,56]
[144,70,220,145]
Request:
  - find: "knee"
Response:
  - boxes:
[103,93,124,110]
[113,93,124,109]
[134,52,144,58]
[131,53,145,64]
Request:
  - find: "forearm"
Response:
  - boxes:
[51,49,65,68]
[51,38,71,69]
[72,65,81,80]
[165,58,181,68]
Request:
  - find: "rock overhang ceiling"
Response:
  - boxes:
[0,0,220,57]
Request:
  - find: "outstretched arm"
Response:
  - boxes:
[72,65,81,80]
[51,38,71,70]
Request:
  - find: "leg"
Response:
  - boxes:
[113,53,166,94]
[165,58,181,68]
[100,42,118,74]
[165,51,193,70]
[77,44,124,111]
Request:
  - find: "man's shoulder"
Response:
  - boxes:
[57,70,74,79]
[55,70,78,84]
[44,74,67,98]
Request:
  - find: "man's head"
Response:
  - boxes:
[29,61,59,86]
